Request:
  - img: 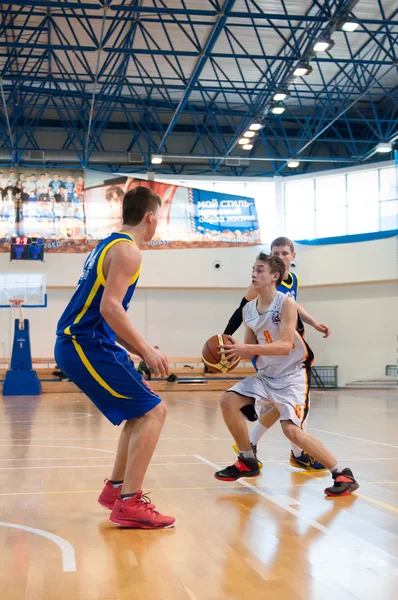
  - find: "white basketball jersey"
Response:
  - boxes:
[243,291,313,378]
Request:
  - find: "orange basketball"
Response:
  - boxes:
[202,334,240,373]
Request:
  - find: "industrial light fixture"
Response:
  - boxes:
[151,155,163,164]
[341,20,359,32]
[271,104,285,115]
[238,137,250,145]
[293,62,312,77]
[242,144,253,150]
[249,122,263,131]
[313,36,335,53]
[375,142,392,153]
[287,159,300,168]
[273,90,289,102]
[243,130,256,138]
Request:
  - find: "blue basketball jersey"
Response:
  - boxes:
[277,271,299,300]
[56,231,140,342]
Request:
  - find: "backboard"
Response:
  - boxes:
[0,273,47,308]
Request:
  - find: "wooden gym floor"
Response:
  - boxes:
[0,389,397,600]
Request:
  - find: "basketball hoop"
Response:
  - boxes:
[9,298,25,329]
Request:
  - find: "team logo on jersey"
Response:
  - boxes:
[272,311,281,324]
[284,291,296,299]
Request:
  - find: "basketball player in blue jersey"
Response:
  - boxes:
[55,186,175,529]
[215,253,359,497]
[224,237,331,471]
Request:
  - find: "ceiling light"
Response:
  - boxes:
[341,21,359,32]
[243,130,256,138]
[242,144,253,150]
[375,142,392,153]
[238,137,250,145]
[271,105,285,115]
[273,91,289,102]
[293,63,312,77]
[151,155,163,164]
[249,122,263,131]
[287,159,300,168]
[313,36,335,53]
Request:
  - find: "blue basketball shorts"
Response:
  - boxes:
[54,336,161,425]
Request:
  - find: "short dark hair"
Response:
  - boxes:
[122,185,161,226]
[106,185,124,203]
[271,236,295,253]
[256,252,285,286]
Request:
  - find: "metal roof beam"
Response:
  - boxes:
[155,0,237,154]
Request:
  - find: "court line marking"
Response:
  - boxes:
[0,412,92,423]
[194,455,327,533]
[0,482,397,498]
[0,444,116,454]
[166,417,218,439]
[310,428,398,449]
[0,521,76,572]
[1,455,397,463]
[352,493,398,514]
[0,437,381,444]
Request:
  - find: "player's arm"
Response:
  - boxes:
[223,284,258,335]
[100,242,168,377]
[295,302,331,338]
[222,297,297,360]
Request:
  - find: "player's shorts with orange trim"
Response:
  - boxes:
[55,336,161,425]
[228,367,310,428]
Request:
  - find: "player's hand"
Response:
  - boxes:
[314,323,331,338]
[219,337,253,361]
[142,347,169,378]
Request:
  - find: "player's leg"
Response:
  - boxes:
[119,401,166,494]
[280,420,359,496]
[215,377,268,481]
[288,410,326,471]
[55,337,175,528]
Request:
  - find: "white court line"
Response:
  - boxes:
[310,428,398,449]
[195,455,327,533]
[0,521,76,572]
[0,462,209,470]
[0,444,116,454]
[0,412,92,423]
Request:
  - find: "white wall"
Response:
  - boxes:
[0,236,396,386]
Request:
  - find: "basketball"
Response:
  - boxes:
[202,334,240,373]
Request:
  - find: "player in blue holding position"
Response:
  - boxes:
[55,186,176,529]
[224,237,331,471]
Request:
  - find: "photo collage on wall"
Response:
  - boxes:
[0,168,261,253]
[0,167,85,252]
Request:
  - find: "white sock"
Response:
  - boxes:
[249,422,268,446]
[290,443,302,457]
[240,449,256,461]
[109,481,123,488]
[330,463,342,474]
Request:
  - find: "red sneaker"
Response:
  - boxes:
[109,491,176,529]
[98,479,122,510]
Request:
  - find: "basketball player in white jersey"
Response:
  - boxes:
[215,252,359,497]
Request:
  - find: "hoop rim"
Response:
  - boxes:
[9,299,25,307]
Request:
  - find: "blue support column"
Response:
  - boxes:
[3,319,41,396]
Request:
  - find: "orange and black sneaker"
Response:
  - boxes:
[214,455,260,481]
[324,468,359,497]
[110,491,176,529]
[98,479,122,510]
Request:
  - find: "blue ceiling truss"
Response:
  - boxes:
[0,0,397,176]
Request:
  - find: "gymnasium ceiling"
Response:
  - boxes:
[0,0,397,176]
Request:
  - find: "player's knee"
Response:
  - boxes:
[281,420,300,443]
[220,391,238,413]
[150,400,167,423]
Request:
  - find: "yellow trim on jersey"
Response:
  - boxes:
[63,278,102,335]
[64,234,139,336]
[97,236,137,285]
[71,338,129,398]
[280,271,294,290]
